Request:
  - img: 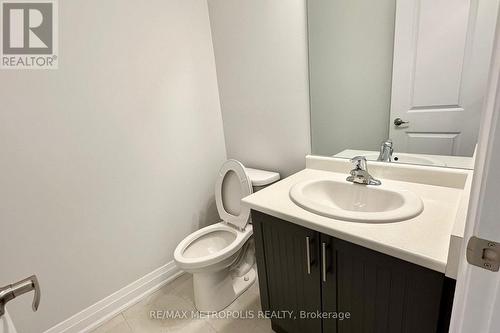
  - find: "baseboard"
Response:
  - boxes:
[44,261,183,333]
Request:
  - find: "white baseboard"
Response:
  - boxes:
[44,261,183,333]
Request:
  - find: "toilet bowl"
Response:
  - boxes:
[174,159,279,311]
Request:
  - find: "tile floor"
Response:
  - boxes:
[91,274,273,333]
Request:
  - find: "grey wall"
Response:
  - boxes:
[0,1,226,332]
[207,0,311,177]
[308,0,396,156]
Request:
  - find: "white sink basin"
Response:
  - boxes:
[289,179,424,223]
[363,153,446,166]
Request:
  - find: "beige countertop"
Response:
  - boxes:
[335,149,475,170]
[242,156,473,278]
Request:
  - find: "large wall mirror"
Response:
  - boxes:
[308,0,496,169]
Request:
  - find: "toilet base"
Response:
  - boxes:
[192,266,256,312]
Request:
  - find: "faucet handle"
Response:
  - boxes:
[350,156,368,170]
[382,139,393,147]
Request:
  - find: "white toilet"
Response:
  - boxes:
[174,159,279,311]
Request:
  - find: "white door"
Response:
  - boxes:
[449,4,500,331]
[389,0,498,156]
[0,312,18,333]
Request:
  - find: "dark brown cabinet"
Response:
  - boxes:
[253,210,322,333]
[252,211,455,333]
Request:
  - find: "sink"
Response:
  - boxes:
[289,179,424,223]
[363,153,446,166]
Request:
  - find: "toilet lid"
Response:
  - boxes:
[215,159,253,230]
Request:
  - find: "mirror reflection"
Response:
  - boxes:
[308,0,493,169]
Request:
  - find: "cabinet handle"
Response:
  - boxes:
[306,236,311,275]
[322,242,327,282]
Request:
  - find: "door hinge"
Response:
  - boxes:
[467,236,500,272]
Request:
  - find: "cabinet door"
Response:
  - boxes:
[322,236,446,333]
[252,211,322,333]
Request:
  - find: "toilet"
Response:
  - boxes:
[174,159,280,311]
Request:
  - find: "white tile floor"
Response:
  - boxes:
[91,274,273,333]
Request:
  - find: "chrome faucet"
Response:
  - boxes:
[346,156,381,185]
[377,139,394,162]
[0,275,40,318]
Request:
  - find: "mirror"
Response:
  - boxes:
[308,0,496,169]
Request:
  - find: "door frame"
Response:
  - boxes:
[449,3,500,332]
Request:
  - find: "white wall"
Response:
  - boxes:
[308,0,396,156]
[207,0,311,177]
[0,1,226,332]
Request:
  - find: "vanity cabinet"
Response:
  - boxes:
[253,210,322,333]
[252,211,455,333]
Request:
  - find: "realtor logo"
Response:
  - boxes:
[1,0,58,69]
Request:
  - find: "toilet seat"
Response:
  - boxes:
[215,159,252,230]
[174,222,253,270]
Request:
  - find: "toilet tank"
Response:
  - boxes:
[245,167,280,192]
